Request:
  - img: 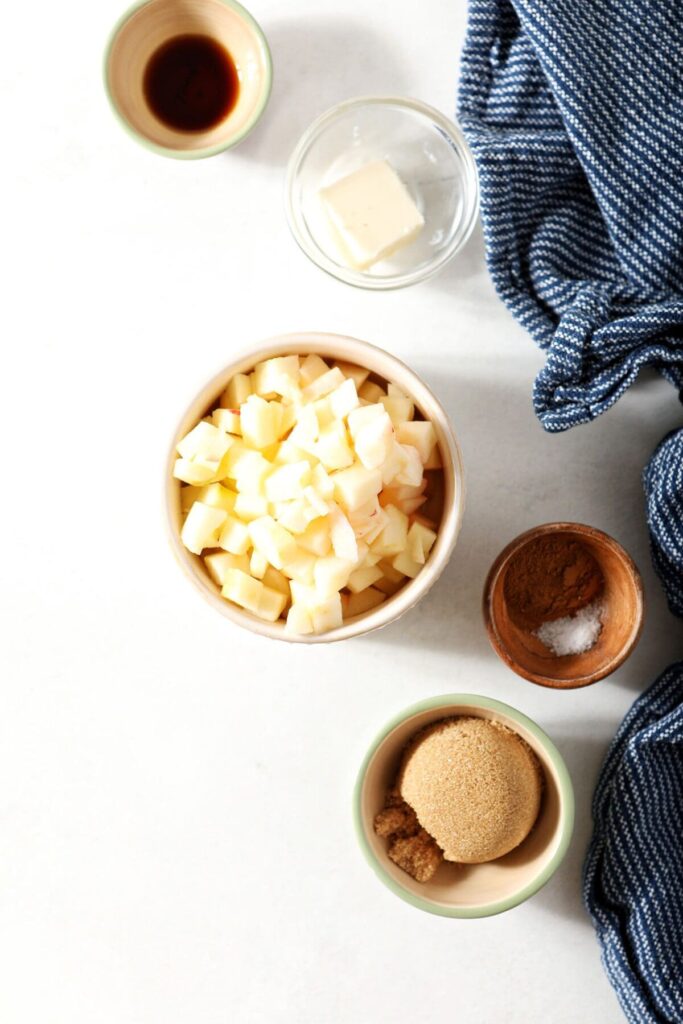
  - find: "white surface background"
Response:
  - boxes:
[3,0,682,1021]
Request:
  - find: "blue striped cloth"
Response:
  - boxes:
[583,664,683,1024]
[457,2,683,1019]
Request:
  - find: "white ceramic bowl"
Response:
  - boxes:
[165,332,465,642]
[354,694,575,917]
[285,97,479,289]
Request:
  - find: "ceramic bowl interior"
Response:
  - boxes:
[285,97,479,289]
[354,695,574,918]
[483,523,644,689]
[105,0,271,157]
[166,332,465,642]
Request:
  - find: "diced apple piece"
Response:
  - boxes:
[316,422,354,470]
[395,444,424,486]
[234,493,269,521]
[204,550,250,585]
[221,569,263,612]
[328,505,358,562]
[301,366,345,403]
[347,564,384,593]
[314,556,353,597]
[273,499,317,535]
[281,546,316,584]
[285,603,314,635]
[289,582,319,607]
[275,440,317,467]
[303,485,330,518]
[181,502,227,554]
[211,409,242,435]
[252,355,300,399]
[344,587,386,617]
[240,395,280,449]
[396,421,437,464]
[180,482,236,514]
[230,451,271,496]
[328,378,359,420]
[256,585,287,622]
[353,413,394,470]
[265,461,311,502]
[423,445,442,470]
[371,504,409,557]
[217,515,251,555]
[335,361,370,390]
[377,439,405,486]
[380,395,414,426]
[174,458,217,486]
[220,373,251,409]
[248,516,297,570]
[288,405,319,450]
[250,549,268,579]
[407,521,438,564]
[358,380,386,403]
[311,463,334,499]
[263,566,291,596]
[278,403,297,439]
[392,549,422,579]
[373,573,404,596]
[347,403,386,441]
[379,480,427,507]
[297,517,332,557]
[312,398,335,430]
[333,464,383,513]
[399,496,428,515]
[176,421,234,466]
[311,593,343,633]
[299,353,330,387]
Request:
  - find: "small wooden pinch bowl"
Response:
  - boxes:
[483,522,644,690]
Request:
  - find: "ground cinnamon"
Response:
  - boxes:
[503,535,604,631]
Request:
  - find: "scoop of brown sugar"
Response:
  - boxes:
[373,789,444,882]
[399,717,542,864]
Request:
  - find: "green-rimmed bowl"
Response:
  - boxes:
[354,694,574,918]
[104,0,272,159]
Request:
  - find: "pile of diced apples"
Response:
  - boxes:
[174,354,442,635]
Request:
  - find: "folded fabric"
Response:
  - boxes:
[458,2,683,1019]
[644,429,683,618]
[457,0,683,433]
[583,663,683,1024]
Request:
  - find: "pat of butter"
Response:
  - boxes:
[320,160,425,270]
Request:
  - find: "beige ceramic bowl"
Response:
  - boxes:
[166,332,464,642]
[354,694,574,917]
[104,0,272,158]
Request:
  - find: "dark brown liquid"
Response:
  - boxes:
[143,34,239,133]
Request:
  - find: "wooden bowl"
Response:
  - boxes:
[165,332,465,643]
[104,0,272,158]
[483,523,644,689]
[354,694,574,917]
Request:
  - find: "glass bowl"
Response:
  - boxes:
[285,96,479,290]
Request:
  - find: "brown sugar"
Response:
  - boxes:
[503,535,604,631]
[373,790,443,882]
[399,717,542,865]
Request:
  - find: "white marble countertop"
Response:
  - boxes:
[3,0,682,1021]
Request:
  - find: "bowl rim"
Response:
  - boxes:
[353,693,575,918]
[103,0,273,160]
[482,522,645,689]
[165,331,466,642]
[284,95,480,290]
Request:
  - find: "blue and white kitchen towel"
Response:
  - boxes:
[458,1,683,1020]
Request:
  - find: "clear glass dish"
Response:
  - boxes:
[285,96,479,290]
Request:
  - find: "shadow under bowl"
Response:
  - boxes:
[354,694,574,918]
[483,522,644,689]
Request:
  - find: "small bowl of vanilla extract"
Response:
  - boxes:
[104,0,272,158]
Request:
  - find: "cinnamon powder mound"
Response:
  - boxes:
[503,535,604,631]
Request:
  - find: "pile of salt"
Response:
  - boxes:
[535,600,604,657]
